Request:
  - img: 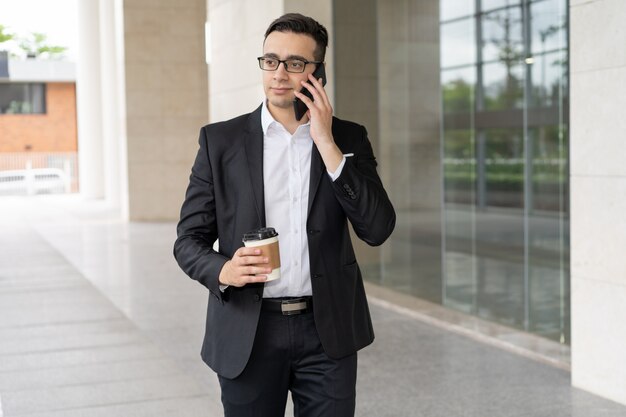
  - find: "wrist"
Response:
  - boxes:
[218,260,231,285]
[317,141,343,172]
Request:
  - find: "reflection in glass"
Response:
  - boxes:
[530,51,567,108]
[531,126,568,213]
[481,5,523,63]
[482,0,521,13]
[442,67,475,113]
[440,18,476,68]
[484,128,524,208]
[530,0,567,55]
[335,0,569,345]
[482,62,524,110]
[440,0,475,22]
[440,0,569,343]
[444,129,475,206]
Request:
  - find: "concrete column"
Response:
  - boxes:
[76,0,105,199]
[570,0,626,406]
[99,0,122,209]
[124,0,209,221]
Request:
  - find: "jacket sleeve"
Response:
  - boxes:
[331,125,396,246]
[173,127,229,301]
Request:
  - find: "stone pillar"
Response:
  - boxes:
[76,0,105,199]
[123,0,209,220]
[99,0,123,209]
[570,0,626,406]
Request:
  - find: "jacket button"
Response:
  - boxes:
[253,294,261,302]
[343,184,350,190]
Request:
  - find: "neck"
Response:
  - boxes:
[267,102,308,135]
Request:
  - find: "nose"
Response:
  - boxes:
[273,62,289,79]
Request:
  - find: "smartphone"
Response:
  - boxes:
[293,63,327,121]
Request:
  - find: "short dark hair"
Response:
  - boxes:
[264,13,328,61]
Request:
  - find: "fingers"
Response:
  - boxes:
[296,78,323,107]
[294,79,332,118]
[306,74,331,108]
[222,248,273,287]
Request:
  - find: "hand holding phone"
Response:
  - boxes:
[293,64,327,121]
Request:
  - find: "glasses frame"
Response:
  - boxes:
[257,56,323,73]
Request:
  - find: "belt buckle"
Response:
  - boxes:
[281,298,307,315]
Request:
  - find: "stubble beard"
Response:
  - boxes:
[268,96,293,110]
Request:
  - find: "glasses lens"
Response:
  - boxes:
[260,58,278,70]
[285,60,306,73]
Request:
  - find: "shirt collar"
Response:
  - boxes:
[261,100,275,136]
[261,100,310,136]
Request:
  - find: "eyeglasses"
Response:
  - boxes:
[257,57,322,73]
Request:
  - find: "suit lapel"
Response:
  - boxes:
[307,144,324,217]
[244,106,266,227]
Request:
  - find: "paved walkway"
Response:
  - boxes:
[1,196,625,416]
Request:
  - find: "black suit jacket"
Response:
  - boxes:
[174,105,395,379]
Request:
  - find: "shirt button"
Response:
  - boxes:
[294,230,299,234]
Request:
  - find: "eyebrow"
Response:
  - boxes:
[262,53,310,61]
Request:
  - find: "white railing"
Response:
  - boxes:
[0,152,78,194]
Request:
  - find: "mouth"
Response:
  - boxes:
[271,87,292,94]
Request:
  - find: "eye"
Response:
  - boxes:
[264,58,277,67]
[288,60,305,70]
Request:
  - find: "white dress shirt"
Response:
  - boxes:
[260,101,344,298]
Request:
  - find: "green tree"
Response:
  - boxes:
[443,79,473,113]
[19,32,67,59]
[0,24,14,46]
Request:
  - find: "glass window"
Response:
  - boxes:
[0,83,46,114]
[481,5,523,64]
[442,67,475,114]
[441,18,476,68]
[530,0,567,55]
[482,61,525,110]
[334,0,569,344]
[440,0,475,22]
[529,50,567,108]
[482,0,522,13]
[484,128,524,208]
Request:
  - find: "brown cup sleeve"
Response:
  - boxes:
[255,241,281,269]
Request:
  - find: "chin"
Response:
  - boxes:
[269,98,293,110]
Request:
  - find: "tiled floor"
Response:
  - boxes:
[1,195,625,416]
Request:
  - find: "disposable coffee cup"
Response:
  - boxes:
[242,227,281,281]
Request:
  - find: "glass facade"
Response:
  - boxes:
[334,0,569,343]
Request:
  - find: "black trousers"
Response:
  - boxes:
[217,305,357,417]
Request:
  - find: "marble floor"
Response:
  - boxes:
[0,195,625,416]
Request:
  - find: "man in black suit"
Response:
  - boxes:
[174,13,395,417]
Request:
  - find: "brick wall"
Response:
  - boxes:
[0,82,78,152]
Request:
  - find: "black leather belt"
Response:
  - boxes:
[262,297,313,315]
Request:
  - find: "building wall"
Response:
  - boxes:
[570,0,626,406]
[123,0,208,221]
[0,82,77,152]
